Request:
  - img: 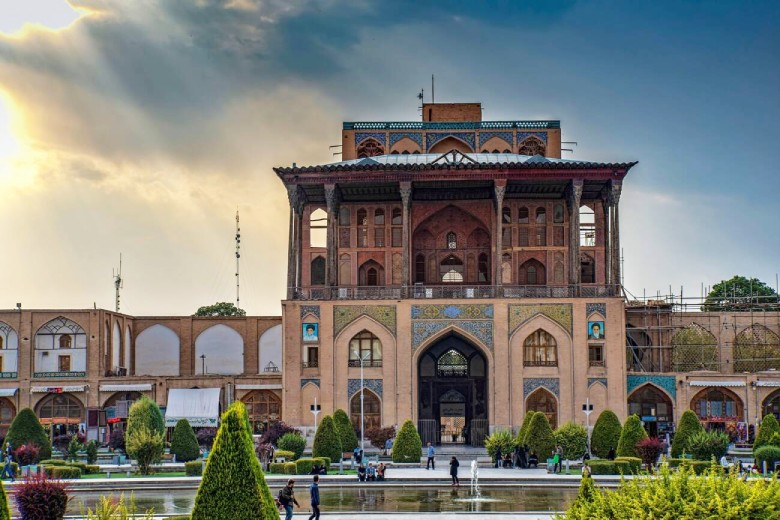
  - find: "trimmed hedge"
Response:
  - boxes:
[333,409,359,452]
[191,402,277,520]
[524,412,555,461]
[5,408,52,462]
[171,419,200,462]
[284,462,296,475]
[294,458,316,475]
[670,410,703,458]
[41,460,98,474]
[185,461,204,476]
[273,450,295,460]
[317,456,331,468]
[585,460,631,475]
[614,457,642,474]
[277,433,306,460]
[754,445,780,472]
[590,410,621,458]
[754,414,780,452]
[45,466,81,479]
[616,415,647,458]
[392,420,422,463]
[269,463,286,474]
[313,416,343,464]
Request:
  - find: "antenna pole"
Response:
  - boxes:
[431,74,435,104]
[235,210,241,308]
[113,253,123,312]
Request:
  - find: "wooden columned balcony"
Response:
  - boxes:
[289,284,621,301]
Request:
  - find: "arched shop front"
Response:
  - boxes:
[628,384,674,437]
[34,390,85,439]
[690,385,745,440]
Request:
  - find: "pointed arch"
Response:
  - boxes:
[428,135,474,154]
[526,387,558,429]
[310,255,326,286]
[348,330,382,366]
[35,316,87,375]
[358,259,384,286]
[523,329,558,367]
[241,390,282,435]
[350,388,382,433]
[627,383,674,427]
[112,321,122,371]
[195,324,244,375]
[518,259,546,285]
[518,136,546,156]
[690,387,743,422]
[734,323,780,372]
[672,323,718,372]
[357,137,384,158]
[390,136,421,154]
[135,324,180,376]
[414,326,494,367]
[259,324,282,374]
[762,388,780,418]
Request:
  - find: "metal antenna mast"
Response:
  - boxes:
[235,210,241,308]
[112,254,123,312]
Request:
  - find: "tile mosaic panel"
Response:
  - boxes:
[626,375,676,399]
[425,132,476,151]
[355,132,386,146]
[301,378,320,388]
[334,305,397,336]
[523,378,560,398]
[411,320,494,351]
[588,377,608,388]
[389,132,424,148]
[517,131,548,144]
[478,131,513,149]
[348,378,383,398]
[586,303,606,319]
[411,304,493,320]
[300,305,321,319]
[509,304,573,337]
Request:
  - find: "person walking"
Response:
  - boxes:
[279,478,300,520]
[555,445,563,474]
[307,474,321,520]
[449,456,460,486]
[495,445,502,468]
[0,452,14,482]
[551,449,561,474]
[426,442,436,470]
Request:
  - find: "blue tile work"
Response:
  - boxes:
[586,303,606,319]
[425,132,476,151]
[588,377,608,388]
[517,132,548,144]
[523,378,560,398]
[334,305,397,336]
[300,305,320,319]
[348,378,383,398]
[355,132,386,146]
[411,320,494,351]
[478,132,513,149]
[389,132,424,148]
[411,304,493,320]
[627,375,676,399]
[301,379,320,388]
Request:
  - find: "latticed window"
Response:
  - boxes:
[310,256,325,286]
[357,138,384,158]
[391,227,402,247]
[437,349,468,377]
[349,331,382,366]
[734,324,780,372]
[351,391,381,433]
[441,255,464,283]
[527,388,557,429]
[553,226,564,247]
[519,227,529,247]
[339,207,350,226]
[535,227,546,246]
[415,254,426,283]
[339,228,351,248]
[518,136,546,156]
[692,388,741,421]
[671,324,718,372]
[518,207,529,224]
[242,390,281,435]
[374,227,385,247]
[36,393,83,434]
[524,329,557,367]
[447,232,457,249]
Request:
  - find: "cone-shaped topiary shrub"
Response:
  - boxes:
[515,411,535,446]
[191,402,277,520]
[523,412,556,461]
[616,414,648,458]
[392,420,423,463]
[0,479,9,520]
[171,419,200,462]
[754,414,780,452]
[333,409,359,452]
[670,410,703,458]
[312,415,342,464]
[590,409,622,458]
[126,396,165,440]
[5,409,51,462]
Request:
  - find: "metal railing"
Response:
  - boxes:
[347,359,383,368]
[291,284,621,301]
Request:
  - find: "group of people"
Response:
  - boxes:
[493,444,539,469]
[357,461,386,481]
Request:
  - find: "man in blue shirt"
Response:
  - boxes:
[307,474,320,520]
[426,442,436,470]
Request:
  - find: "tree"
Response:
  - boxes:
[515,411,535,446]
[523,412,556,461]
[332,409,359,452]
[590,410,622,458]
[754,414,780,452]
[125,426,164,475]
[703,275,779,311]
[193,302,247,317]
[484,429,515,462]
[277,432,306,460]
[191,402,277,520]
[616,415,648,458]
[555,422,588,460]
[635,437,665,472]
[5,408,51,462]
[312,416,342,464]
[687,430,729,461]
[171,419,200,462]
[126,396,165,441]
[392,420,423,463]
[671,410,704,458]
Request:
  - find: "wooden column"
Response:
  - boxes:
[324,184,340,287]
[286,185,304,299]
[566,180,584,288]
[609,180,622,289]
[494,181,506,287]
[601,190,612,285]
[400,182,413,290]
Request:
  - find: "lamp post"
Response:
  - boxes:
[582,398,594,454]
[310,397,321,430]
[200,354,206,375]
[360,351,371,451]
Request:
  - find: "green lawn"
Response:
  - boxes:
[81,471,188,479]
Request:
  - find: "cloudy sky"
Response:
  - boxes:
[1,0,778,316]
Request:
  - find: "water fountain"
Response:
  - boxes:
[470,459,482,499]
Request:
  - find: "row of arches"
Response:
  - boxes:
[356,135,547,157]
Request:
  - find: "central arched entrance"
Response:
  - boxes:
[418,333,488,446]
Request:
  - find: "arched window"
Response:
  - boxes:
[527,388,557,429]
[518,136,546,156]
[553,204,564,223]
[309,208,327,248]
[339,254,351,285]
[501,253,512,284]
[242,390,281,435]
[524,329,557,367]
[402,150,410,155]
[440,255,464,283]
[502,149,511,153]
[374,209,385,225]
[447,232,457,249]
[36,393,83,437]
[580,205,595,247]
[580,253,595,284]
[518,207,529,224]
[310,256,326,286]
[553,252,565,285]
[357,208,368,225]
[0,398,15,435]
[734,324,780,372]
[391,208,402,225]
[357,208,368,247]
[349,331,382,366]
[478,253,489,283]
[628,385,674,428]
[59,335,72,349]
[339,206,350,226]
[437,349,468,377]
[519,259,546,285]
[535,207,546,224]
[691,388,743,422]
[763,389,780,419]
[357,138,384,158]
[367,268,378,286]
[351,390,381,433]
[358,260,383,286]
[415,254,426,283]
[672,324,718,372]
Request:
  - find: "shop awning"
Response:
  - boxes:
[0,388,17,397]
[31,385,87,393]
[753,381,780,387]
[688,381,746,387]
[99,384,153,392]
[235,384,283,390]
[164,388,221,428]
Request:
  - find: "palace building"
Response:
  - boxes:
[1,102,779,446]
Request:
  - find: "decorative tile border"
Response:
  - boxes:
[517,131,548,144]
[300,305,320,319]
[588,377,608,388]
[411,320,494,351]
[348,378,383,398]
[425,132,476,151]
[411,304,493,320]
[33,371,86,378]
[586,303,606,319]
[355,132,386,146]
[523,378,560,398]
[334,305,396,336]
[389,132,423,148]
[509,304,573,337]
[627,375,676,399]
[301,378,320,389]
[478,131,513,149]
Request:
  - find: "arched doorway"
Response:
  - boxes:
[0,398,15,436]
[691,387,744,437]
[526,388,558,429]
[763,389,780,420]
[350,390,381,436]
[627,385,674,436]
[418,333,488,446]
[241,390,281,435]
[35,393,84,439]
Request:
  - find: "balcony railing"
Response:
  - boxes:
[301,361,319,368]
[291,284,620,301]
[524,360,558,367]
[347,359,383,368]
[105,367,128,377]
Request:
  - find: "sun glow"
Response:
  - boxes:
[0,0,84,36]
[0,92,19,160]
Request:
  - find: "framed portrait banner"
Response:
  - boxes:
[588,321,605,340]
[302,323,319,342]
